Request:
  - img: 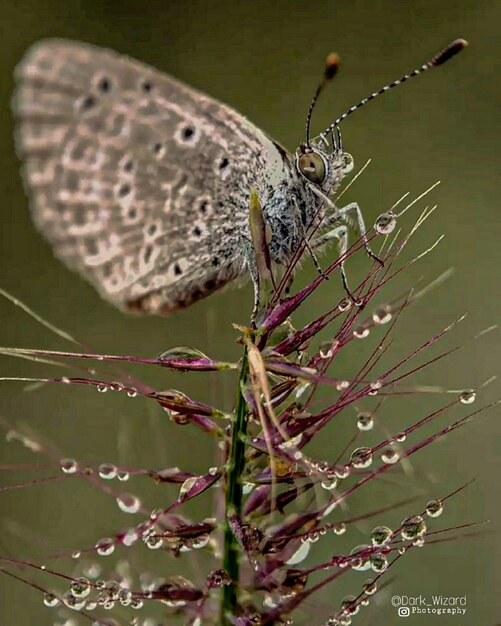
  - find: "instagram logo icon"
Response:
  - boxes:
[398,607,410,617]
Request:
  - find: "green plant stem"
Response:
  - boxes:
[221,345,249,624]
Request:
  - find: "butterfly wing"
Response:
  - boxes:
[13,39,292,313]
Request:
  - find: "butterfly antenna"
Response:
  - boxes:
[320,38,468,137]
[305,52,341,147]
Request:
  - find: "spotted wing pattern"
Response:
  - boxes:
[13,39,291,313]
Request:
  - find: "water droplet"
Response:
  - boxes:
[341,594,359,615]
[320,475,339,491]
[401,515,427,541]
[381,448,400,465]
[116,493,140,514]
[381,448,399,464]
[208,466,218,476]
[338,298,352,312]
[122,528,139,546]
[350,545,371,571]
[459,390,476,404]
[372,306,392,325]
[60,458,78,474]
[368,380,382,396]
[353,327,369,339]
[127,389,137,398]
[425,499,444,518]
[374,211,397,235]
[117,471,130,482]
[43,592,60,607]
[95,537,115,556]
[130,597,143,609]
[395,432,406,443]
[70,578,91,598]
[363,579,377,596]
[370,525,392,546]
[98,463,117,480]
[370,552,388,573]
[71,551,81,559]
[334,465,350,479]
[97,384,108,393]
[357,412,374,431]
[336,379,350,391]
[63,591,87,610]
[145,534,163,550]
[350,447,373,469]
[333,522,346,535]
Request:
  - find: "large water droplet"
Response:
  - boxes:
[95,537,115,556]
[116,493,140,514]
[350,447,373,469]
[425,499,444,518]
[401,515,427,541]
[370,525,392,546]
[374,211,396,235]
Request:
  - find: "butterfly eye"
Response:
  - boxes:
[297,151,327,185]
[342,152,354,173]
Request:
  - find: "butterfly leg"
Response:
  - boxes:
[241,237,261,325]
[335,202,384,266]
[313,225,353,299]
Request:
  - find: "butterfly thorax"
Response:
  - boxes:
[260,140,348,266]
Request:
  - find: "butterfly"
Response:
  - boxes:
[12,38,467,316]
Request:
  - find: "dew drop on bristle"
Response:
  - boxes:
[374,211,397,235]
[350,447,373,469]
[338,298,352,312]
[353,327,369,339]
[43,592,60,607]
[372,306,392,325]
[357,412,374,431]
[117,471,130,481]
[95,537,115,556]
[333,522,346,535]
[459,390,476,404]
[370,525,392,546]
[60,458,78,474]
[97,384,108,393]
[99,463,117,480]
[381,448,400,464]
[401,515,427,540]
[116,493,140,514]
[70,578,91,598]
[363,579,377,596]
[370,552,388,573]
[425,499,444,518]
[350,545,371,571]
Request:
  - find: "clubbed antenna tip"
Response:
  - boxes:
[431,38,469,67]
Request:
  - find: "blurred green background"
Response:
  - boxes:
[0,0,499,624]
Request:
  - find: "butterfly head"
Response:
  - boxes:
[295,134,353,193]
[300,38,468,193]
